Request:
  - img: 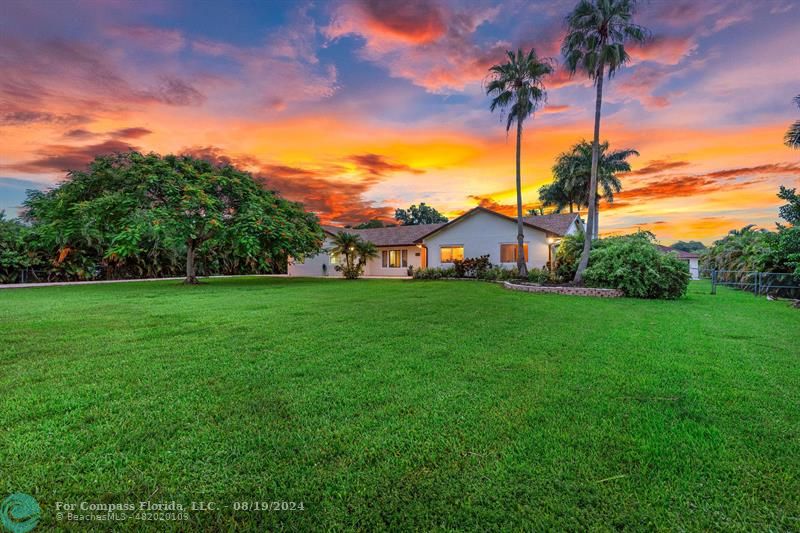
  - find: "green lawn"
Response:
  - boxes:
[1,277,798,530]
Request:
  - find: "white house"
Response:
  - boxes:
[657,245,701,280]
[288,207,582,277]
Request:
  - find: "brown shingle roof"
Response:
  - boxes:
[523,213,582,236]
[321,208,580,246]
[322,223,447,246]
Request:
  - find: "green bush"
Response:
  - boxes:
[413,267,457,280]
[554,230,584,282]
[583,231,690,299]
[452,255,491,278]
[527,267,551,284]
[477,266,520,281]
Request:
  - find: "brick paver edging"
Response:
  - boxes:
[503,281,624,298]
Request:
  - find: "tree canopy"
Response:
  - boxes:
[17,152,323,283]
[394,203,448,225]
[670,240,707,253]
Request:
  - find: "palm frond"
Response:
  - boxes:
[785,119,800,149]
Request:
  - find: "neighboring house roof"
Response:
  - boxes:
[656,245,700,259]
[322,223,447,246]
[523,212,582,236]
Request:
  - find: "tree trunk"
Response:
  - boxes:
[574,63,605,283]
[515,116,528,277]
[593,198,600,240]
[185,240,198,284]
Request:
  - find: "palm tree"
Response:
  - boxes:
[355,240,378,271]
[786,94,800,149]
[538,180,578,213]
[562,0,649,282]
[487,49,554,276]
[547,141,638,238]
[329,232,379,279]
[329,232,361,278]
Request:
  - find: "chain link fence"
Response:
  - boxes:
[699,268,800,298]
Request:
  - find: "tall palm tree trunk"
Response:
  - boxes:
[593,198,600,239]
[574,63,605,283]
[515,117,528,276]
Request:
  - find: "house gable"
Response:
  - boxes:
[421,208,551,269]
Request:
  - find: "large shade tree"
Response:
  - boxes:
[541,140,638,238]
[562,0,649,282]
[23,152,324,284]
[486,48,554,276]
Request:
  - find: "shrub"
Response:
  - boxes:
[477,266,520,281]
[452,255,492,278]
[583,231,690,299]
[413,266,457,280]
[527,267,551,284]
[554,230,584,282]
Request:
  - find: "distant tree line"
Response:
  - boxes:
[700,186,800,284]
[0,152,324,284]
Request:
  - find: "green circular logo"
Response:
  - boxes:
[0,494,40,533]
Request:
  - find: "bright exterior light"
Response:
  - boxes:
[547,237,555,244]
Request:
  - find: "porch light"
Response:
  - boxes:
[547,237,555,244]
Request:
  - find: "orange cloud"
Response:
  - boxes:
[629,35,697,65]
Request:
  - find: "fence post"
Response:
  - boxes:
[711,269,717,294]
[755,271,761,297]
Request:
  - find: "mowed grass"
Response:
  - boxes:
[1,277,798,531]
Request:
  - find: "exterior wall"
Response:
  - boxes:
[364,246,422,277]
[287,237,343,277]
[288,240,419,277]
[423,210,550,270]
[563,219,579,235]
[688,258,699,280]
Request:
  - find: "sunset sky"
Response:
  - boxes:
[1,0,798,243]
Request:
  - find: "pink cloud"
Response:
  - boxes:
[105,25,186,53]
[629,35,697,66]
[325,0,505,93]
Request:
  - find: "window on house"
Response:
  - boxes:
[329,253,339,265]
[500,243,528,263]
[440,246,464,263]
[381,249,408,268]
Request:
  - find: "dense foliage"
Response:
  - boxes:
[394,203,448,225]
[553,230,585,282]
[9,152,323,283]
[0,213,35,283]
[452,255,492,278]
[582,232,690,299]
[671,240,707,253]
[700,187,800,297]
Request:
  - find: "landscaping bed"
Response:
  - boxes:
[503,280,624,297]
